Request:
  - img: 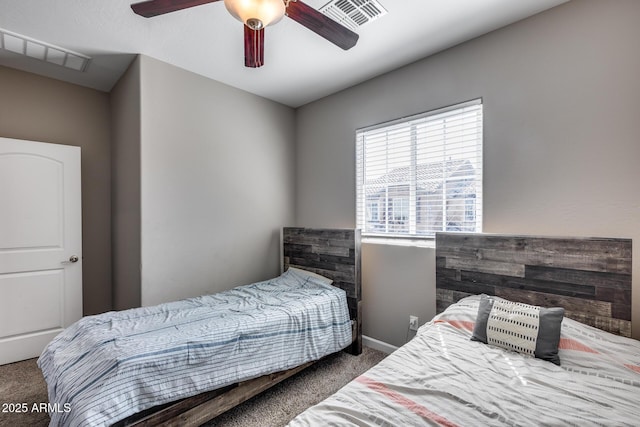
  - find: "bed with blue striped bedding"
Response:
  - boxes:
[38,268,352,427]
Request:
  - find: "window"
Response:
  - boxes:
[356,99,483,240]
[391,197,409,221]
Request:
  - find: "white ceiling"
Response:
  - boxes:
[0,0,567,107]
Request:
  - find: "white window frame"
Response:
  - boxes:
[355,99,483,243]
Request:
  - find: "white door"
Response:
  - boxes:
[0,137,82,365]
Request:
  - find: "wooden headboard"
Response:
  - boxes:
[282,227,362,354]
[436,233,632,337]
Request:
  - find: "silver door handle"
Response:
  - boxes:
[62,255,79,264]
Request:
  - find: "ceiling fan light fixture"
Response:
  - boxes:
[224,0,286,30]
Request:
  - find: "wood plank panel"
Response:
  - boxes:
[445,257,525,277]
[494,288,612,318]
[461,270,597,299]
[435,233,632,337]
[525,266,629,290]
[436,234,631,274]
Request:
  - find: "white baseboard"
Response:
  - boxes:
[362,335,398,354]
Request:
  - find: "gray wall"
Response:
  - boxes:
[2,54,296,314]
[0,66,113,316]
[110,57,142,310]
[138,56,296,306]
[295,0,640,345]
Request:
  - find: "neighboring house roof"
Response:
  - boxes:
[365,159,476,196]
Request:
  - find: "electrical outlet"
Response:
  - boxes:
[409,315,419,331]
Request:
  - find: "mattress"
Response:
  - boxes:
[289,295,640,426]
[38,268,352,427]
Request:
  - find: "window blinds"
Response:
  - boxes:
[356,99,483,239]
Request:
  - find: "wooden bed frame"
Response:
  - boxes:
[435,232,632,337]
[117,227,361,426]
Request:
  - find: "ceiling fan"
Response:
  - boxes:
[130,0,359,68]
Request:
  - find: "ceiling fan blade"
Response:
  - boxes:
[131,0,221,18]
[285,0,359,50]
[244,26,265,68]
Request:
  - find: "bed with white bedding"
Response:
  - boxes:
[289,232,637,426]
[289,295,640,426]
[39,267,352,426]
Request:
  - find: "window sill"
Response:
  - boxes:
[361,236,435,249]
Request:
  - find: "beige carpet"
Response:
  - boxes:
[0,358,49,427]
[0,347,386,427]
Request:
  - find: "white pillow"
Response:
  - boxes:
[471,294,564,365]
[287,267,333,286]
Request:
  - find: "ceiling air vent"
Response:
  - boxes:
[0,27,90,72]
[319,0,387,31]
